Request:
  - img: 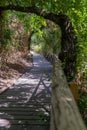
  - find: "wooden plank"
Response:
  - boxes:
[51,59,87,130]
[5,119,49,125]
[6,124,49,130]
[0,99,51,103]
[0,115,42,120]
[0,111,43,116]
[0,53,51,130]
[0,107,41,111]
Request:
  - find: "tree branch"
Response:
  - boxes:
[0,5,77,80]
[0,5,38,14]
[0,5,60,24]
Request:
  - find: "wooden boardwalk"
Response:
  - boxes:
[0,52,52,130]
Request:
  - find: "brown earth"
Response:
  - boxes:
[0,52,33,93]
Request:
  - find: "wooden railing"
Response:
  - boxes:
[43,51,57,64]
[43,51,87,130]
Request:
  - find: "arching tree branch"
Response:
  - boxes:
[0,5,40,14]
[0,5,77,80]
[0,5,61,23]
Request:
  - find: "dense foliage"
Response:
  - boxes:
[0,0,87,75]
[0,0,87,125]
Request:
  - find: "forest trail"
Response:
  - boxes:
[0,52,52,130]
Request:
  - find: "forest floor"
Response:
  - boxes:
[0,51,33,94]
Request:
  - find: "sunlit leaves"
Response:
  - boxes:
[0,0,87,73]
[29,14,46,35]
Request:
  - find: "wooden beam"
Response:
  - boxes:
[51,58,86,130]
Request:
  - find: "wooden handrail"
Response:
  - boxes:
[50,58,87,130]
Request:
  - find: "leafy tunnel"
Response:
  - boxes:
[0,4,77,80]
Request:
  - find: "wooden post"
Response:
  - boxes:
[50,58,87,130]
[69,82,78,103]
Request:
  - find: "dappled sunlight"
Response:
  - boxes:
[33,54,52,71]
[0,103,10,107]
[0,119,11,129]
[7,96,19,100]
[0,112,14,120]
[0,52,52,129]
[61,97,73,102]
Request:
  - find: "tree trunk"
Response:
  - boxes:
[44,13,77,80]
[0,11,3,48]
[58,14,77,81]
[28,31,34,51]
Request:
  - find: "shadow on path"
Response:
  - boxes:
[0,52,52,130]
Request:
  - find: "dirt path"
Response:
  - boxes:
[0,53,33,94]
[0,52,52,130]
